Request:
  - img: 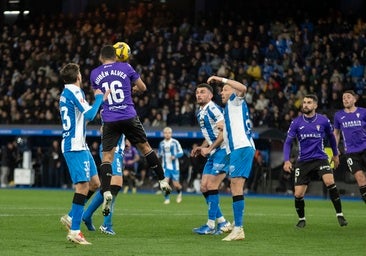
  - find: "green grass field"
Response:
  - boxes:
[0,189,365,256]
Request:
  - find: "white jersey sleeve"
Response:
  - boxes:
[60,84,92,152]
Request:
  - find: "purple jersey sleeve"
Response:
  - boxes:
[323,116,338,156]
[283,119,297,161]
[283,136,294,162]
[334,107,366,153]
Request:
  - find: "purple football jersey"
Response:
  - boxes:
[286,114,336,162]
[334,107,366,153]
[90,62,140,122]
[123,145,139,169]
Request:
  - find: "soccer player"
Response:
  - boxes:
[283,94,348,228]
[59,63,107,245]
[334,90,366,203]
[191,83,232,235]
[158,127,184,204]
[90,45,171,216]
[122,138,140,194]
[207,75,256,241]
[82,131,125,236]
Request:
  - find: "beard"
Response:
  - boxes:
[302,108,312,115]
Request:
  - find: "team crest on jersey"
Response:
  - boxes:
[316,125,320,131]
[356,113,360,118]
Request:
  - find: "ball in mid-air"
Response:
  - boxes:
[113,42,131,62]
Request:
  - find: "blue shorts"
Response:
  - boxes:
[203,148,227,175]
[99,149,123,176]
[112,152,123,176]
[63,150,98,184]
[225,147,255,178]
[164,168,180,182]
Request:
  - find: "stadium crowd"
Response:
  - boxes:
[0,1,365,132]
[0,1,366,189]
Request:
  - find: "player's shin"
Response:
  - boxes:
[145,150,165,180]
[295,197,305,218]
[359,185,366,203]
[100,162,112,192]
[327,184,342,213]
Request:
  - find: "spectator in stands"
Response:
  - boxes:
[186,143,206,193]
[0,141,17,188]
[46,139,65,188]
[254,93,269,112]
[245,150,265,194]
[123,139,140,194]
[246,59,262,82]
[151,112,166,128]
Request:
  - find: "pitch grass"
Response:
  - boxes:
[0,189,365,256]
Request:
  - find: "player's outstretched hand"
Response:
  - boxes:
[159,178,172,195]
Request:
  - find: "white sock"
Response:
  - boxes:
[217,217,226,223]
[207,220,215,229]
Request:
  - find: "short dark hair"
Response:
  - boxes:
[100,45,116,60]
[304,94,318,103]
[343,90,357,96]
[60,63,80,84]
[196,83,213,94]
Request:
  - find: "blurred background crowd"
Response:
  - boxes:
[0,0,365,191]
[0,0,365,130]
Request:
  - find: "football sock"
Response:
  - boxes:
[217,216,226,223]
[71,193,86,230]
[145,150,165,180]
[207,219,215,229]
[207,190,219,221]
[327,184,342,213]
[233,195,244,227]
[100,162,112,192]
[295,197,305,218]
[359,185,366,203]
[216,201,224,219]
[203,192,209,202]
[83,190,103,220]
[111,185,122,197]
[85,190,94,202]
[103,197,115,228]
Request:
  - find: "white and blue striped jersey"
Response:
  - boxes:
[99,134,126,156]
[196,101,226,154]
[223,93,255,154]
[59,84,92,153]
[115,135,126,155]
[100,135,125,175]
[158,138,184,171]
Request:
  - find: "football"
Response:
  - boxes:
[113,42,131,62]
